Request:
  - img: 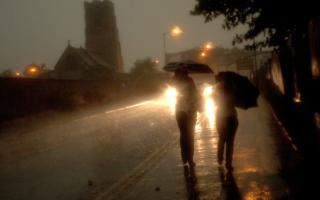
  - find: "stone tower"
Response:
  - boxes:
[85,0,123,72]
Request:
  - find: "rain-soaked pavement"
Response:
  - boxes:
[0,94,304,200]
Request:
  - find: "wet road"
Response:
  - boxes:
[0,94,294,199]
[0,97,180,200]
[118,97,293,200]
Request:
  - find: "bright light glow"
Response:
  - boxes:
[165,87,177,114]
[154,59,160,64]
[205,98,215,129]
[16,72,21,76]
[201,52,206,57]
[203,86,213,97]
[205,42,214,50]
[171,26,183,37]
[29,67,37,73]
[293,92,301,103]
[202,86,216,129]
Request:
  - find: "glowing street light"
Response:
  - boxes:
[171,26,183,37]
[200,52,207,57]
[15,72,21,77]
[199,41,214,59]
[205,42,214,50]
[163,25,183,64]
[29,67,38,73]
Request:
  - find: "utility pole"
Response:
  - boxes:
[163,33,167,64]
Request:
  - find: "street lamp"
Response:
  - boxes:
[171,26,183,37]
[204,42,214,50]
[163,26,183,64]
[199,41,214,59]
[29,67,37,73]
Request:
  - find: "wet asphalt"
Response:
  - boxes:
[0,96,309,199]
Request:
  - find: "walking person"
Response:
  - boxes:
[173,66,199,170]
[214,80,238,172]
[214,71,259,172]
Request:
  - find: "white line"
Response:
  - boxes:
[105,100,153,114]
[73,100,154,122]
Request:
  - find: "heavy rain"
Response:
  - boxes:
[0,0,319,199]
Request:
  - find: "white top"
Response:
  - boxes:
[174,77,198,112]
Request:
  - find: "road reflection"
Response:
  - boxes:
[244,181,272,200]
[183,164,200,200]
[158,89,279,200]
[218,167,242,200]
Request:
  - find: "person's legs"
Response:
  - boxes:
[176,111,188,164]
[216,115,228,165]
[186,111,197,165]
[186,126,194,164]
[225,116,238,170]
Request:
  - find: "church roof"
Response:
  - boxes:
[54,44,115,71]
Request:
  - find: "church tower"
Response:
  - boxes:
[85,0,123,72]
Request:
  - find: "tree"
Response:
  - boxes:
[130,58,163,93]
[130,58,158,76]
[0,69,14,77]
[193,0,320,164]
[192,0,319,49]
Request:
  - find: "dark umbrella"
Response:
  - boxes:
[163,60,213,73]
[215,71,260,109]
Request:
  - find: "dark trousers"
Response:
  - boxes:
[176,111,197,164]
[216,115,238,168]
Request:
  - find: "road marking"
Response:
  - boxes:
[105,101,153,114]
[73,100,155,122]
[95,134,178,200]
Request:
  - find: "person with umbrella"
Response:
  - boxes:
[214,80,238,172]
[172,65,199,170]
[163,61,213,175]
[214,71,259,172]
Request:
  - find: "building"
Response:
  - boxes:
[54,44,115,80]
[85,0,123,72]
[54,0,123,79]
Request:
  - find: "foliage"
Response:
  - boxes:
[192,0,319,49]
[129,58,165,93]
[130,57,158,76]
[0,69,14,77]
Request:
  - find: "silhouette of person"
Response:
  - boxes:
[214,80,238,171]
[173,66,199,169]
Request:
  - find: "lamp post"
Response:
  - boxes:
[163,32,167,64]
[163,26,183,64]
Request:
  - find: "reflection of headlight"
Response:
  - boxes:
[165,87,177,114]
[203,86,213,97]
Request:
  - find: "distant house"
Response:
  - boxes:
[54,44,115,80]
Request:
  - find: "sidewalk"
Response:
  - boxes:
[97,97,302,200]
